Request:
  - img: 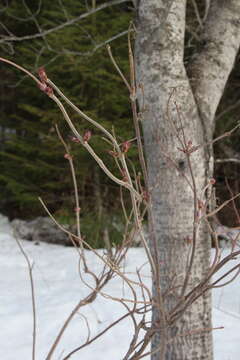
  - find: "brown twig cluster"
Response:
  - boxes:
[1,36,240,359]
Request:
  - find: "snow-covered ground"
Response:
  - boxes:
[0,214,240,360]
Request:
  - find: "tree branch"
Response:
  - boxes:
[188,0,240,126]
[216,99,240,122]
[58,29,129,57]
[215,158,240,165]
[0,0,130,44]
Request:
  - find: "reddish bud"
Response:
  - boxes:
[209,178,216,185]
[45,86,53,96]
[177,147,186,153]
[64,153,72,160]
[39,82,53,96]
[38,82,47,92]
[70,136,81,143]
[142,190,149,202]
[74,207,81,213]
[38,67,48,83]
[177,142,200,155]
[83,130,91,143]
[197,199,204,209]
[121,141,131,153]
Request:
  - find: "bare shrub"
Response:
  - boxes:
[1,50,240,360]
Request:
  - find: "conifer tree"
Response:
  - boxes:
[0,1,133,241]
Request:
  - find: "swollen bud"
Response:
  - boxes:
[64,153,72,160]
[121,141,131,153]
[38,82,53,96]
[70,136,81,143]
[142,190,149,202]
[197,199,204,209]
[209,178,216,185]
[83,130,92,143]
[38,67,48,83]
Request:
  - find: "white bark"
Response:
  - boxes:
[135,0,240,359]
[189,0,240,129]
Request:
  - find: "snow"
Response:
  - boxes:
[0,214,240,359]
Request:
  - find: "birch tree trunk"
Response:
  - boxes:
[135,1,240,359]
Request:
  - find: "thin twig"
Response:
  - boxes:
[13,234,37,360]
